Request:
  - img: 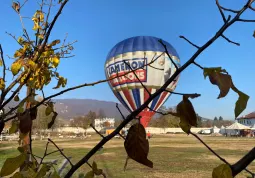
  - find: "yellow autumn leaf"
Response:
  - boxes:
[0,59,3,66]
[32,17,41,31]
[17,37,24,44]
[0,78,5,90]
[28,60,36,70]
[52,56,60,67]
[14,49,23,58]
[11,62,22,76]
[33,10,44,22]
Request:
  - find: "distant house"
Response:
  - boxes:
[94,118,115,128]
[237,112,255,127]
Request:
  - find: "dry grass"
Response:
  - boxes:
[0,134,254,178]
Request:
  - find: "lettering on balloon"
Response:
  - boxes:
[106,58,147,87]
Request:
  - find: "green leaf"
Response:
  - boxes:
[179,118,191,134]
[45,105,53,116]
[9,120,18,134]
[92,161,103,175]
[12,172,24,178]
[35,163,51,178]
[212,164,233,178]
[84,171,94,178]
[234,91,249,118]
[177,96,197,134]
[124,123,153,168]
[14,95,20,102]
[17,106,24,113]
[51,169,61,178]
[17,146,25,153]
[0,153,26,177]
[20,167,37,178]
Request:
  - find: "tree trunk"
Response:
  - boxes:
[20,87,34,170]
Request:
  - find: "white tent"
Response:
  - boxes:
[212,126,220,133]
[219,125,226,135]
[225,122,250,136]
[226,122,251,130]
[251,124,255,130]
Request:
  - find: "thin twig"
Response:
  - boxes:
[39,141,49,165]
[46,149,64,156]
[221,34,240,46]
[237,19,255,22]
[116,103,125,120]
[193,61,204,70]
[64,2,254,177]
[3,53,163,122]
[147,106,179,117]
[179,36,200,49]
[90,124,104,138]
[190,132,253,175]
[165,90,201,98]
[123,60,151,96]
[220,6,239,13]
[216,0,227,23]
[158,40,179,70]
[48,138,73,167]
[0,45,7,83]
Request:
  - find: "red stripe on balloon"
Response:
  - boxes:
[122,89,136,111]
[154,91,168,111]
[144,88,152,111]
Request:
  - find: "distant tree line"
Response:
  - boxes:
[148,107,233,128]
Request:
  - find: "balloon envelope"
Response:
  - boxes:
[105,36,181,127]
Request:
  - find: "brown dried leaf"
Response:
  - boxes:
[124,123,153,168]
[209,73,232,99]
[18,111,32,134]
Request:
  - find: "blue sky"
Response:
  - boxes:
[0,0,255,120]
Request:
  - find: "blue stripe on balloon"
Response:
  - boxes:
[132,88,141,108]
[115,92,132,112]
[150,91,161,110]
[106,36,180,60]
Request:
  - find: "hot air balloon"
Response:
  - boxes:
[105,36,181,128]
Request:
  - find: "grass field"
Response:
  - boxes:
[0,134,254,178]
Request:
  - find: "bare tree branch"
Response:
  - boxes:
[0,45,7,83]
[116,103,126,120]
[193,61,204,70]
[190,132,253,175]
[231,147,255,177]
[90,124,104,138]
[147,106,179,117]
[64,1,255,177]
[123,60,151,96]
[237,19,255,22]
[165,90,201,98]
[48,138,73,167]
[216,0,227,23]
[179,36,200,49]
[221,34,240,46]
[158,40,179,69]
